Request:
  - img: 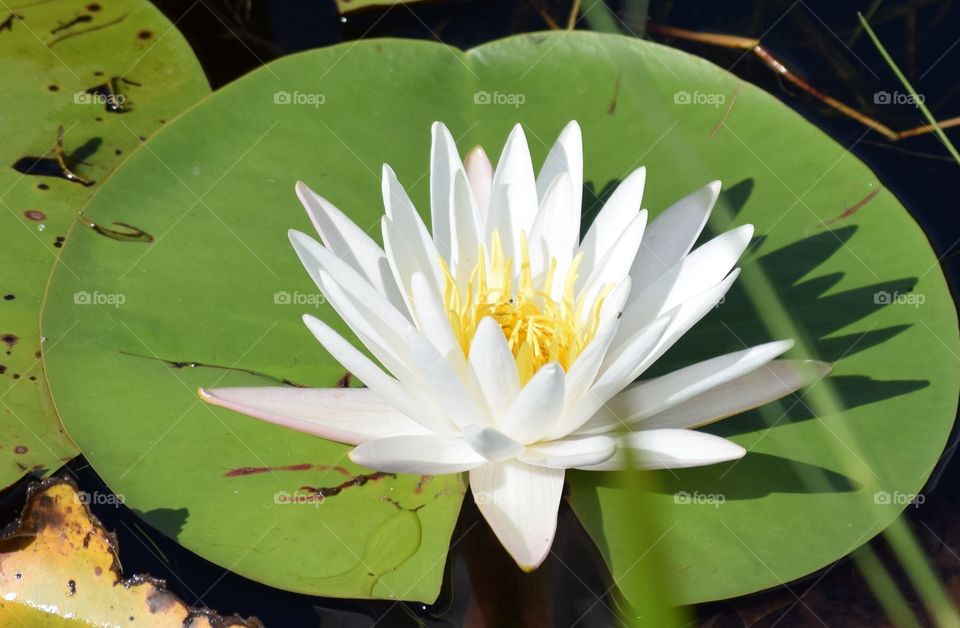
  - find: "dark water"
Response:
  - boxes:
[7,0,958,625]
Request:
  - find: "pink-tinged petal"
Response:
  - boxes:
[577,339,795,435]
[576,429,745,471]
[470,460,565,571]
[294,181,405,310]
[464,145,493,219]
[199,387,431,445]
[519,435,616,469]
[636,359,832,430]
[349,434,485,474]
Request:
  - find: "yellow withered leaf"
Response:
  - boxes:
[0,477,262,627]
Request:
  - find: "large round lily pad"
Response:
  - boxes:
[0,0,209,488]
[41,33,958,604]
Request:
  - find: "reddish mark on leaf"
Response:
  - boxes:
[336,371,352,387]
[302,472,395,498]
[823,188,880,226]
[14,445,28,454]
[224,463,350,478]
[414,475,433,494]
[24,210,46,221]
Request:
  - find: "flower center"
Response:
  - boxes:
[441,232,608,384]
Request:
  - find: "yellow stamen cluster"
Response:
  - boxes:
[441,232,609,384]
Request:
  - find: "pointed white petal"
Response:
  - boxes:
[200,387,432,445]
[577,210,647,311]
[501,363,566,445]
[464,145,493,220]
[519,435,616,469]
[295,182,404,310]
[563,316,620,409]
[578,167,645,279]
[470,460,564,570]
[301,315,453,433]
[619,225,753,338]
[469,317,521,421]
[450,169,484,287]
[382,164,447,291]
[487,125,538,257]
[630,181,720,292]
[577,339,795,434]
[528,172,577,277]
[637,359,832,430]
[536,120,582,221]
[463,425,525,461]
[576,429,745,471]
[550,314,672,439]
[410,272,460,359]
[430,122,463,260]
[407,332,489,429]
[350,434,485,474]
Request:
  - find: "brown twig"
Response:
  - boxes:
[646,20,955,142]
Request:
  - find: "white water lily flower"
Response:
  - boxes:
[201,121,829,570]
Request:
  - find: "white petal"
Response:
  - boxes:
[487,124,538,259]
[350,434,485,474]
[519,435,616,469]
[470,460,564,570]
[501,363,565,444]
[550,314,672,439]
[199,387,432,445]
[637,359,832,430]
[563,316,620,409]
[410,272,461,359]
[407,332,489,429]
[469,317,521,421]
[577,339,795,434]
[629,181,720,292]
[528,172,577,279]
[576,429,745,471]
[450,169,484,287]
[295,182,405,310]
[301,315,453,433]
[382,164,446,293]
[464,145,493,220]
[618,225,753,339]
[463,425,525,461]
[577,210,647,312]
[430,122,463,260]
[535,120,582,224]
[578,167,645,280]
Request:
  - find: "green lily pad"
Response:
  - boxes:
[0,0,208,488]
[40,32,958,604]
